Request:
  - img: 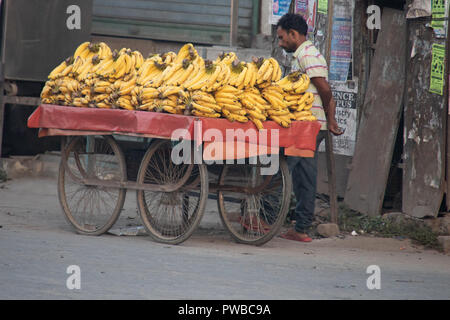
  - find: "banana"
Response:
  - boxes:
[162,63,182,82]
[71,56,85,75]
[298,92,314,105]
[113,54,127,79]
[267,109,290,116]
[263,93,286,109]
[174,43,196,65]
[192,92,216,104]
[246,109,266,121]
[119,78,137,96]
[249,117,264,130]
[192,110,221,118]
[269,58,281,82]
[73,42,90,58]
[215,92,238,100]
[192,102,215,114]
[285,93,303,102]
[117,97,134,110]
[263,89,284,101]
[256,59,271,84]
[48,61,68,79]
[96,102,112,109]
[215,97,239,105]
[243,63,256,88]
[199,102,222,113]
[217,85,239,94]
[296,115,317,121]
[226,113,248,123]
[270,115,290,128]
[262,65,274,82]
[221,103,245,113]
[204,64,222,90]
[236,66,248,89]
[162,106,179,114]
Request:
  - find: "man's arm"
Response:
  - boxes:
[310,77,343,136]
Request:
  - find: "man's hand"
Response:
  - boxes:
[327,117,344,136]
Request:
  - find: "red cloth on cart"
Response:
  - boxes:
[28,104,321,153]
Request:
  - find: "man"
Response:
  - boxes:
[276,13,343,242]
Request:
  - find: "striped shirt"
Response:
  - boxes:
[291,40,328,130]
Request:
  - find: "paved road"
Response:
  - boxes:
[1,177,450,300]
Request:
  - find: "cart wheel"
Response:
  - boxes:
[58,135,127,235]
[136,139,208,244]
[217,156,292,245]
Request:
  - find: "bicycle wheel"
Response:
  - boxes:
[217,155,292,245]
[136,139,208,244]
[58,135,127,235]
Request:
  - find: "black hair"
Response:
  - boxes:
[276,13,308,36]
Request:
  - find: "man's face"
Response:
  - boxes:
[277,27,297,53]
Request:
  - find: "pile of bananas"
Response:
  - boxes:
[42,42,317,129]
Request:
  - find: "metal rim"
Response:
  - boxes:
[136,139,208,244]
[217,156,292,245]
[58,135,127,235]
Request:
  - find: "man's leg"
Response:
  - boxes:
[291,131,326,233]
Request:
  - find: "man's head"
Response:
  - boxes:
[276,14,308,53]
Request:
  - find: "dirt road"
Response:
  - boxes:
[1,177,449,299]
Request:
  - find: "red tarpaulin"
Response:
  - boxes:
[28,104,321,158]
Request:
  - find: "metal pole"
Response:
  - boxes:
[230,0,239,47]
[324,0,338,224]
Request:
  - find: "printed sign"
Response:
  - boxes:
[295,0,317,34]
[271,0,291,25]
[318,0,328,14]
[431,0,448,37]
[429,43,446,95]
[319,80,358,156]
[329,0,353,82]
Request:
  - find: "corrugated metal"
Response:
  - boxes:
[92,0,256,47]
[1,0,92,81]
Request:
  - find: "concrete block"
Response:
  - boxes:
[437,236,450,254]
[317,223,340,238]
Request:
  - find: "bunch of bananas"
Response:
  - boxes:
[276,71,316,121]
[214,85,248,123]
[187,90,222,118]
[43,42,318,129]
[255,57,282,88]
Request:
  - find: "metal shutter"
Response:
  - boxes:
[92,0,258,47]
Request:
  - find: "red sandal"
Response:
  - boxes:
[280,228,312,242]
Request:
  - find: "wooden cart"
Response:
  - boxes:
[28,105,321,245]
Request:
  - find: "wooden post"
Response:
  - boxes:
[230,0,239,47]
[324,0,338,224]
[0,63,5,162]
[446,12,450,210]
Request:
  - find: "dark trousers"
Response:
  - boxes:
[287,130,326,233]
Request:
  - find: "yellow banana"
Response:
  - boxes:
[192,102,215,114]
[256,59,271,84]
[73,42,90,58]
[192,110,221,118]
[249,117,264,130]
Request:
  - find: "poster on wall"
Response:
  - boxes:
[271,0,291,25]
[429,43,446,95]
[329,0,353,82]
[294,0,317,34]
[319,80,358,156]
[431,0,449,38]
